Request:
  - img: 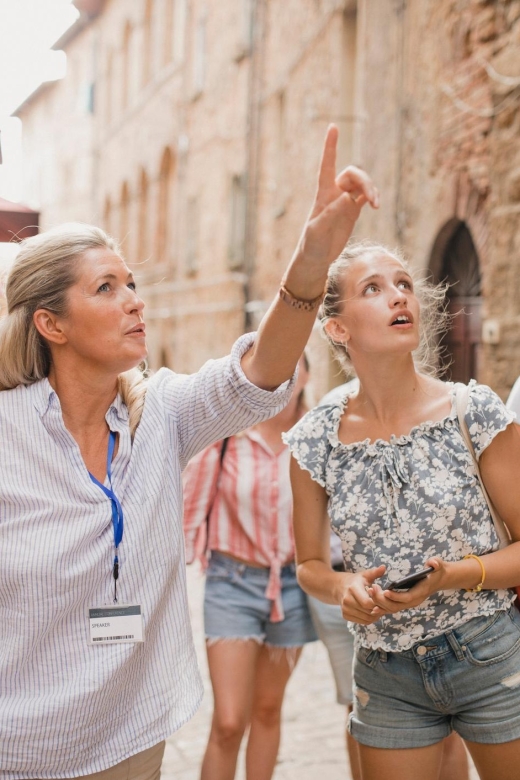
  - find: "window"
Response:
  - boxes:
[86,81,95,113]
[122,21,133,110]
[193,17,206,96]
[138,168,149,261]
[228,174,247,270]
[173,0,187,62]
[338,8,358,167]
[163,0,174,65]
[120,181,130,258]
[104,196,112,235]
[239,0,254,56]
[143,0,154,86]
[185,196,199,276]
[105,50,113,124]
[273,91,286,217]
[156,147,175,265]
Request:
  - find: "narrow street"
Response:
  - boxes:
[162,565,350,779]
[162,565,479,780]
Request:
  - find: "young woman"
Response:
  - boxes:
[285,242,520,780]
[309,382,470,780]
[183,357,316,780]
[0,127,378,780]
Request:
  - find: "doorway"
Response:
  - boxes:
[429,220,482,383]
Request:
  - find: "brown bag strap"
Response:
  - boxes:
[455,383,510,548]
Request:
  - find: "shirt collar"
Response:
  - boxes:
[243,427,287,457]
[30,377,129,428]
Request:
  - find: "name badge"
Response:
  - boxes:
[89,604,144,645]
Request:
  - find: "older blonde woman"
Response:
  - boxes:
[0,127,378,780]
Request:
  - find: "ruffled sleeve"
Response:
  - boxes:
[282,404,336,488]
[465,381,516,460]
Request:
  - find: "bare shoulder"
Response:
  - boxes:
[418,375,453,418]
[338,374,454,445]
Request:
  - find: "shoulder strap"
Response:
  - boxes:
[455,383,510,548]
[204,437,230,552]
[219,436,230,465]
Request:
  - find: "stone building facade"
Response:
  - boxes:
[14,0,520,399]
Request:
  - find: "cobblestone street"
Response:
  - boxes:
[162,565,349,780]
[162,566,479,780]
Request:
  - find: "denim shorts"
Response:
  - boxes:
[307,595,355,705]
[204,552,317,647]
[349,607,520,748]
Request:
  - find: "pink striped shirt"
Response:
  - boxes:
[182,430,294,621]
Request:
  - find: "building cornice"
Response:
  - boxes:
[12,1,106,117]
[52,0,106,50]
[12,81,57,117]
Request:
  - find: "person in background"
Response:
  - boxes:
[308,380,471,780]
[182,356,317,780]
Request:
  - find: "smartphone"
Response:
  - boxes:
[387,566,435,591]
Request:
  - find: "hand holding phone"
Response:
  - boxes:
[386,566,435,591]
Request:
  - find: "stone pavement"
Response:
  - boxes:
[162,566,479,780]
[162,565,349,780]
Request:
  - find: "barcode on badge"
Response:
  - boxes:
[93,635,135,641]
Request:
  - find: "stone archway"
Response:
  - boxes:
[429,219,482,383]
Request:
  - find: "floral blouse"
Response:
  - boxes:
[283,381,516,652]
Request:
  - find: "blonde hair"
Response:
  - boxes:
[0,223,148,436]
[319,240,449,378]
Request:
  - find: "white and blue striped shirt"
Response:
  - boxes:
[0,334,294,778]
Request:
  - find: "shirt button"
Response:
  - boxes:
[417,646,427,656]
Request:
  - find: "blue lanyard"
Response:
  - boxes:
[89,431,123,601]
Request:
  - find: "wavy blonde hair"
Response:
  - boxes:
[0,223,148,436]
[319,240,450,378]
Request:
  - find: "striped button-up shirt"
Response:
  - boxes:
[183,430,295,622]
[0,334,294,779]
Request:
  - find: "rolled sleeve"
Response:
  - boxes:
[228,333,295,411]
[154,332,296,469]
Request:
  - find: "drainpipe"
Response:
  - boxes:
[243,0,267,330]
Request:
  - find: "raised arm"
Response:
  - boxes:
[241,125,379,390]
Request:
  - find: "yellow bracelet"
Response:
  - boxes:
[463,554,486,592]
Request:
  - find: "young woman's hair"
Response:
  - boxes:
[0,223,148,436]
[319,240,450,378]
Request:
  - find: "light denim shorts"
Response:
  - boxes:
[350,607,520,749]
[204,552,317,647]
[307,595,355,705]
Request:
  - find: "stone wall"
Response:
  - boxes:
[14,0,520,398]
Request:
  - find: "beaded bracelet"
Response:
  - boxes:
[279,283,325,312]
[463,554,486,592]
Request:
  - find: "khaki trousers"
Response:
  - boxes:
[48,741,166,780]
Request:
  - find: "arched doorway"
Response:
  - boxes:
[429,220,482,383]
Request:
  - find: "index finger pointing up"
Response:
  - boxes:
[317,124,338,191]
